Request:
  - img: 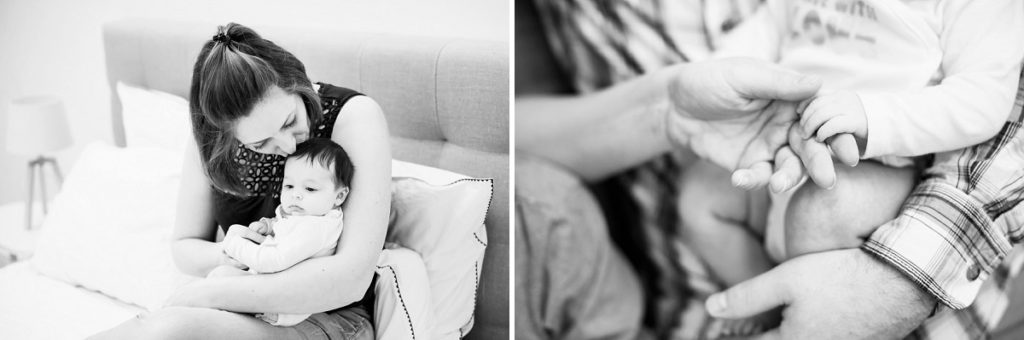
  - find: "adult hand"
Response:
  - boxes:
[664,58,822,180]
[738,122,861,192]
[706,249,936,340]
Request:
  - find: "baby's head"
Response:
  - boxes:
[280,138,354,216]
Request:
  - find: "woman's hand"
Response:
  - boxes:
[664,58,823,180]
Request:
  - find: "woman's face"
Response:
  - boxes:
[233,86,311,156]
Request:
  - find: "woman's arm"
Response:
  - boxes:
[515,10,823,183]
[171,96,391,314]
[514,9,678,181]
[516,69,680,182]
[171,136,227,277]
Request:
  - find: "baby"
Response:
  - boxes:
[207,138,354,327]
[681,0,1024,336]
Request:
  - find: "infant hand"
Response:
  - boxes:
[249,219,271,235]
[226,224,266,244]
[798,91,867,143]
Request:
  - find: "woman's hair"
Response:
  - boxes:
[189,22,323,195]
[288,138,355,189]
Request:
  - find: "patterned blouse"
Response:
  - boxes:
[212,83,363,231]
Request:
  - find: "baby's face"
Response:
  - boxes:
[280,157,345,216]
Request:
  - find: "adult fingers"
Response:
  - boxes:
[706,268,790,319]
[733,162,772,189]
[788,126,836,189]
[828,134,860,167]
[770,147,804,193]
[728,59,823,102]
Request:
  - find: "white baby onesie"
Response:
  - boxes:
[222,206,344,326]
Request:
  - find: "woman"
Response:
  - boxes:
[92,23,390,339]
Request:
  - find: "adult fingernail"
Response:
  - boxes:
[733,173,748,187]
[707,293,728,316]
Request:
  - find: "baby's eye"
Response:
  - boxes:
[306,187,317,192]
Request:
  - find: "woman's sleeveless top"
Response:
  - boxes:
[212,84,363,231]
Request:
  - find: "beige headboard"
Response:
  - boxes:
[102,19,509,339]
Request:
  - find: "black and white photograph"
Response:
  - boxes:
[0,1,508,339]
[515,0,1024,339]
[8,0,1024,339]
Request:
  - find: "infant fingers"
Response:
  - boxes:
[828,134,860,167]
[815,116,858,143]
[799,100,832,139]
[789,126,836,189]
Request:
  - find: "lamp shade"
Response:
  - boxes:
[6,95,72,155]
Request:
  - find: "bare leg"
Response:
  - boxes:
[679,160,772,287]
[678,160,778,337]
[784,161,917,259]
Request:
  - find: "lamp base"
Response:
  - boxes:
[25,156,63,230]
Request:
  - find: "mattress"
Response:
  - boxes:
[0,262,143,339]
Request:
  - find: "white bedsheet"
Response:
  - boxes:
[0,262,143,339]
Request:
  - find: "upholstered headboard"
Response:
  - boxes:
[102,19,509,339]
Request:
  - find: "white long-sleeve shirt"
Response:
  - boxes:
[715,0,1024,159]
[223,206,344,274]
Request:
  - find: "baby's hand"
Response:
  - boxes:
[226,224,266,244]
[798,91,867,143]
[249,218,271,236]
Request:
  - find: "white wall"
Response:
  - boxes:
[0,0,509,204]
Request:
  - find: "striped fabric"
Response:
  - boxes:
[532,0,1024,338]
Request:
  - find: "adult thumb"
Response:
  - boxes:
[729,59,822,102]
[705,268,789,319]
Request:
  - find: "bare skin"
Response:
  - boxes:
[90,87,391,339]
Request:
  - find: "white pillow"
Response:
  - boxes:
[389,160,491,340]
[31,141,194,311]
[116,82,191,151]
[375,245,433,340]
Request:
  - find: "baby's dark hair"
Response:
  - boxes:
[288,138,354,189]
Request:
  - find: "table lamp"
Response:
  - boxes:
[5,95,72,230]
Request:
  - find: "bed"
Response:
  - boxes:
[0,19,508,339]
